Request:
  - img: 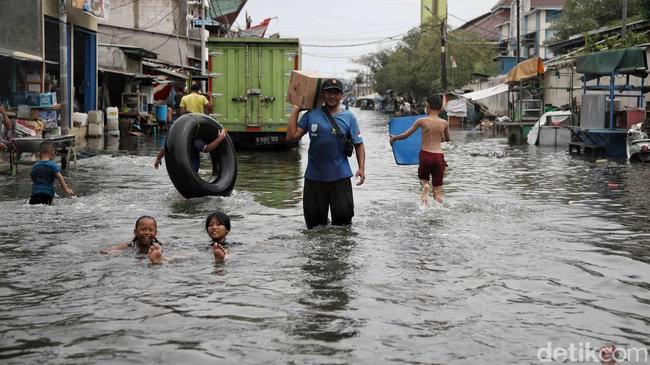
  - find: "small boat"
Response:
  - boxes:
[526,110,572,146]
[626,121,650,162]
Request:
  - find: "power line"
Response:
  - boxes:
[107,1,182,43]
[303,51,382,59]
[111,0,138,11]
[301,31,410,48]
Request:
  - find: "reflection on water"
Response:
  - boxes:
[235,150,304,208]
[0,109,649,363]
[293,231,359,343]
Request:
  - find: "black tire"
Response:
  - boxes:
[164,113,237,198]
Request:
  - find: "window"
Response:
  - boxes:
[546,10,562,23]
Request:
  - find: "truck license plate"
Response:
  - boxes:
[255,136,280,145]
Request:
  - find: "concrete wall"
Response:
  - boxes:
[97,26,198,66]
[107,0,187,35]
[545,47,650,110]
[43,0,98,31]
[98,0,201,67]
[543,64,580,108]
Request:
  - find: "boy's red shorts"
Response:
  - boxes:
[418,151,447,187]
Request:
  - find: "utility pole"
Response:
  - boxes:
[424,3,448,93]
[441,17,448,93]
[622,0,628,37]
[200,0,207,92]
[516,0,520,64]
[59,0,69,135]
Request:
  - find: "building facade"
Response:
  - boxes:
[0,0,98,129]
[459,0,564,74]
[97,0,201,68]
[496,0,564,60]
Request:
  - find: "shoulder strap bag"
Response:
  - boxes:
[321,106,354,157]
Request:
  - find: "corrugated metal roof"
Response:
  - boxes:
[530,0,565,8]
[208,0,247,27]
[491,0,513,11]
[98,67,154,80]
[458,10,509,41]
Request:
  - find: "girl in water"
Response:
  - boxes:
[101,215,163,264]
[205,211,232,262]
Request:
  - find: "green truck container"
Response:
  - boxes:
[208,37,300,148]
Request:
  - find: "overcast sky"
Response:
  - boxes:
[235,0,497,79]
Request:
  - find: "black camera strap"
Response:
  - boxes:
[321,106,354,157]
[321,106,343,137]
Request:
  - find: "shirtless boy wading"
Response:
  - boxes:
[390,94,450,205]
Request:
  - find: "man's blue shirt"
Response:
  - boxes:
[191,139,206,172]
[298,108,363,182]
[31,160,60,196]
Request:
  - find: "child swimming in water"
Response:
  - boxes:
[101,215,163,264]
[205,211,232,262]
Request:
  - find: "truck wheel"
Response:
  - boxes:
[164,113,237,198]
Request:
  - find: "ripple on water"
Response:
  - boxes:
[0,114,649,363]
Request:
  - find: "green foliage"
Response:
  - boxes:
[580,30,650,54]
[549,0,647,42]
[354,19,497,100]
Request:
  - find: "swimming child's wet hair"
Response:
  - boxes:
[135,215,157,228]
[39,141,55,153]
[426,94,443,111]
[205,211,230,232]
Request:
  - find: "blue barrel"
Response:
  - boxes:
[155,105,167,122]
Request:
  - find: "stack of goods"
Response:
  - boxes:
[286,70,329,110]
[15,119,44,137]
[87,111,104,138]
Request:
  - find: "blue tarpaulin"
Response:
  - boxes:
[388,115,425,165]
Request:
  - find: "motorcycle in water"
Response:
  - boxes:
[626,121,650,162]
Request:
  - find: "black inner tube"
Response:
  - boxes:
[164,113,237,198]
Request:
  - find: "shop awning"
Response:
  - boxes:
[359,93,383,100]
[149,67,188,80]
[0,47,42,62]
[506,57,544,83]
[576,47,648,80]
[446,99,467,117]
[142,60,190,80]
[461,83,508,101]
[98,67,154,79]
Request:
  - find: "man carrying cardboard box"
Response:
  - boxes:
[286,78,366,229]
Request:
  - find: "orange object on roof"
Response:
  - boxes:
[506,57,545,83]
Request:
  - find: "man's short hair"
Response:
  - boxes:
[191,83,201,92]
[39,141,55,153]
[427,94,443,111]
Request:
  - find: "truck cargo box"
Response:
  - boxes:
[208,37,300,148]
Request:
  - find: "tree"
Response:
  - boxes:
[549,0,647,42]
[354,19,496,100]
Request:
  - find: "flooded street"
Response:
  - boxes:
[1,109,649,364]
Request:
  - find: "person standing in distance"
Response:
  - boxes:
[180,83,212,114]
[154,83,224,172]
[286,78,366,229]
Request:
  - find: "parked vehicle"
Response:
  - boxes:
[208,38,300,149]
[626,121,650,162]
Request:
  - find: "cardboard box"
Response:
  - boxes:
[286,70,329,110]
